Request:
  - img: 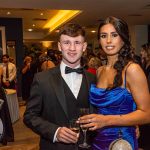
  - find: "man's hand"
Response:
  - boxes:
[56,127,79,143]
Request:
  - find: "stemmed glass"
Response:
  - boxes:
[69,119,80,134]
[79,108,91,149]
[69,119,80,150]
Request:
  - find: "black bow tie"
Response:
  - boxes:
[65,66,83,74]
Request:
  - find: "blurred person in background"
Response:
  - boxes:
[21,55,37,103]
[87,57,101,75]
[140,43,150,89]
[38,52,55,71]
[2,54,16,89]
[0,49,3,83]
[9,57,15,64]
[138,42,150,150]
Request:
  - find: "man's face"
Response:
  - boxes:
[2,56,9,63]
[58,34,87,68]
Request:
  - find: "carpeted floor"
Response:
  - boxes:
[0,105,40,150]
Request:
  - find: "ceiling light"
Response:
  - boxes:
[32,24,35,27]
[91,30,96,33]
[44,10,81,32]
[7,11,11,15]
[28,29,33,32]
[40,13,43,16]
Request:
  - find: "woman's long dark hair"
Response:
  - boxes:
[98,16,135,88]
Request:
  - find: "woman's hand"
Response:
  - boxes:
[78,114,109,131]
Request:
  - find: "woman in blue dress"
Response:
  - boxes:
[78,16,150,150]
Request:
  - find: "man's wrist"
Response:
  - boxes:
[53,127,61,143]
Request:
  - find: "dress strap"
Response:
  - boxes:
[124,62,133,88]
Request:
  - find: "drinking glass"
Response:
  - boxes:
[69,119,80,134]
[69,119,80,150]
[79,108,91,148]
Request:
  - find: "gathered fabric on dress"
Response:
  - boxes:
[89,73,138,150]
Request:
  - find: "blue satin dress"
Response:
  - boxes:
[89,81,138,150]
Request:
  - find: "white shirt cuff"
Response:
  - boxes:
[53,127,61,143]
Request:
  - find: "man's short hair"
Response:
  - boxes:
[59,23,86,40]
[2,54,9,59]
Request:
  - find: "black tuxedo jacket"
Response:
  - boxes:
[23,65,96,150]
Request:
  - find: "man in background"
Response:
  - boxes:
[2,54,16,89]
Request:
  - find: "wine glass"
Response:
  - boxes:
[69,119,80,150]
[79,108,91,149]
[69,119,80,134]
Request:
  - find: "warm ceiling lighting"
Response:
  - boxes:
[40,13,43,16]
[28,29,33,32]
[91,30,96,33]
[44,10,81,32]
[42,41,53,48]
[32,24,35,27]
[7,11,11,15]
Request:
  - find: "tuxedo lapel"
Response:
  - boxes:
[83,69,95,112]
[83,70,90,91]
[50,66,68,118]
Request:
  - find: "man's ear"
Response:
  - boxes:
[83,42,87,52]
[58,42,61,52]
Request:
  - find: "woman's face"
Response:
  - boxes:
[99,23,124,56]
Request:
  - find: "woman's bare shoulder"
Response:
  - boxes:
[126,63,143,75]
[125,63,146,84]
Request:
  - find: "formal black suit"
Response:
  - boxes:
[23,65,96,150]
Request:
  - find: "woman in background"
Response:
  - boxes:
[87,57,101,75]
[38,53,55,71]
[21,55,37,103]
[79,16,150,150]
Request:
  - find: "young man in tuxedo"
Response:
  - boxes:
[23,23,96,150]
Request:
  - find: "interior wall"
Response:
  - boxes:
[134,25,148,54]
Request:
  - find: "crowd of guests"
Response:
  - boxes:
[21,49,62,103]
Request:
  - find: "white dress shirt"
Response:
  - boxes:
[60,61,83,98]
[53,61,83,142]
[2,62,16,82]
